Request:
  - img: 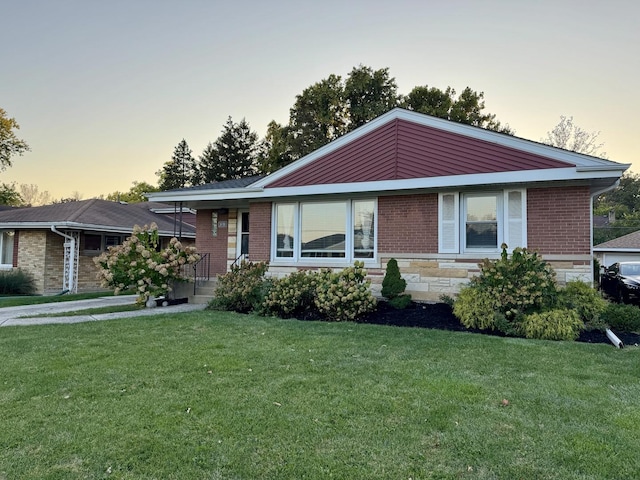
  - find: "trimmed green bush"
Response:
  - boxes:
[261,270,320,318]
[600,302,640,333]
[519,309,583,341]
[381,258,411,309]
[208,261,269,313]
[453,285,500,330]
[314,262,377,321]
[476,246,558,318]
[453,246,559,336]
[0,269,35,295]
[557,280,607,325]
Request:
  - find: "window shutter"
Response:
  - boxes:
[439,193,459,253]
[504,189,526,250]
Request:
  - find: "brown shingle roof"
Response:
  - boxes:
[594,230,640,249]
[0,199,195,237]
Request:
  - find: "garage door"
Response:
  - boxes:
[601,253,640,267]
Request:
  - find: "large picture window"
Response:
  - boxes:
[272,199,376,262]
[439,190,526,254]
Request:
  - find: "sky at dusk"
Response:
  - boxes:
[2,0,638,199]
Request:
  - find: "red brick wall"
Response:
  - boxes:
[196,209,229,275]
[527,186,591,255]
[378,194,438,253]
[249,202,272,262]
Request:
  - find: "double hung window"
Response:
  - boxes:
[439,190,525,254]
[273,199,376,262]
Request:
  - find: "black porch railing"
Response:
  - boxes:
[191,252,211,295]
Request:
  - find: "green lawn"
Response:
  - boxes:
[1,311,639,479]
[0,291,116,308]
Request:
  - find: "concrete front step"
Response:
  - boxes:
[190,279,217,305]
[190,294,214,305]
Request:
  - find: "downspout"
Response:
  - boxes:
[51,226,76,293]
[590,180,620,284]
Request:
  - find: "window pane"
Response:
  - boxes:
[276,204,295,258]
[466,223,497,248]
[354,200,374,259]
[466,195,497,249]
[1,231,13,264]
[466,196,497,222]
[301,202,346,258]
[84,234,102,251]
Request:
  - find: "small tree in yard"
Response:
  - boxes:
[381,258,412,309]
[95,223,199,304]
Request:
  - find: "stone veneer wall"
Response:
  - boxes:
[17,230,47,294]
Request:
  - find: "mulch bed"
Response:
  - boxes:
[356,301,640,347]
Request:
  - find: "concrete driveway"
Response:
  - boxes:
[0,295,206,327]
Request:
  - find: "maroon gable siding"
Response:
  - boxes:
[265,119,573,188]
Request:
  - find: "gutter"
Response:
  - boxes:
[50,226,77,293]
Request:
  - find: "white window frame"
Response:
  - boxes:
[438,189,526,254]
[271,199,377,264]
[0,230,14,269]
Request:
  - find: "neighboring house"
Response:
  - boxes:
[0,199,196,294]
[593,230,640,268]
[148,108,628,301]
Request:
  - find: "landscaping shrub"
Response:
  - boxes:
[476,246,558,317]
[314,262,377,321]
[453,285,500,330]
[518,309,583,341]
[557,280,607,325]
[0,269,35,295]
[94,223,199,304]
[381,258,411,309]
[209,261,269,313]
[261,270,320,318]
[600,302,640,333]
[453,245,558,336]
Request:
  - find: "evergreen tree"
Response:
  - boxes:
[198,117,261,183]
[157,139,197,190]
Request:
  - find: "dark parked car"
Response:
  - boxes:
[600,262,640,303]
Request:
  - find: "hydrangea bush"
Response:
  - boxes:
[94,223,199,303]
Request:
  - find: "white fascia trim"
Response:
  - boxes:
[593,248,640,253]
[261,167,620,199]
[150,207,197,214]
[147,187,264,203]
[0,222,195,238]
[251,109,629,188]
[140,167,622,203]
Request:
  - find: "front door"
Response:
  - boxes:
[237,210,249,260]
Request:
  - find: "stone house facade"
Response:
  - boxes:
[0,200,195,295]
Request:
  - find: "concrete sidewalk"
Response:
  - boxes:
[0,295,207,327]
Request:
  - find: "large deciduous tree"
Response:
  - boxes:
[287,74,347,160]
[265,65,512,166]
[0,108,30,170]
[542,115,606,158]
[19,184,51,206]
[106,181,159,203]
[344,65,398,129]
[0,183,23,206]
[198,117,261,183]
[157,139,198,191]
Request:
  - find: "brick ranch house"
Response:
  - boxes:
[0,199,195,294]
[148,108,629,301]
